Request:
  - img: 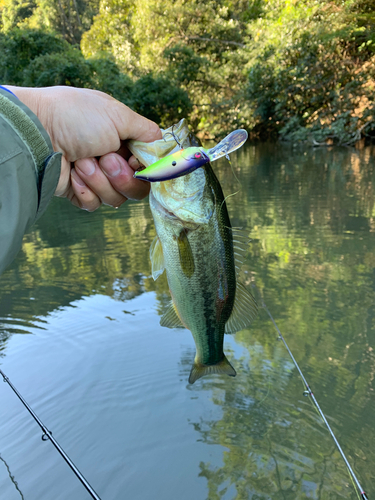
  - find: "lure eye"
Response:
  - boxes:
[172,161,177,166]
[194,152,201,159]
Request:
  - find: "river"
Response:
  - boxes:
[0,142,374,499]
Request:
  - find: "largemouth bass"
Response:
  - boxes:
[128,120,257,383]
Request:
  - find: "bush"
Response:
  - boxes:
[23,49,93,87]
[0,28,69,84]
[89,56,133,104]
[0,28,193,128]
[245,2,375,144]
[131,74,192,128]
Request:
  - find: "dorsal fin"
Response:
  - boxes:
[225,281,258,334]
[160,301,185,329]
[150,235,165,280]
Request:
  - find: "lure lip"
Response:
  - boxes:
[203,129,248,162]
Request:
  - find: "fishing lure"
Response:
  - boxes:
[133,129,248,182]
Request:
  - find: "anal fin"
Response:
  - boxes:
[160,301,185,329]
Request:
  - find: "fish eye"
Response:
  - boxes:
[172,161,177,166]
[194,152,201,159]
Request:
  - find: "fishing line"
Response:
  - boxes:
[220,190,240,212]
[0,368,102,500]
[256,296,369,500]
[226,155,241,185]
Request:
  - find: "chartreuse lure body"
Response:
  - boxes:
[133,129,248,182]
[134,147,209,182]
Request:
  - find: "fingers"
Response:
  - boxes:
[128,155,143,170]
[75,157,128,207]
[61,152,150,212]
[70,169,101,212]
[73,154,149,213]
[99,153,150,200]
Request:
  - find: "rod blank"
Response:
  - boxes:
[261,301,369,500]
[0,368,102,500]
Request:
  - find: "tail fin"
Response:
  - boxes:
[189,355,236,384]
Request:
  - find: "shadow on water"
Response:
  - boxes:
[0,143,374,499]
[0,453,25,499]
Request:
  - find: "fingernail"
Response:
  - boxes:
[71,169,87,187]
[76,158,96,176]
[101,155,122,177]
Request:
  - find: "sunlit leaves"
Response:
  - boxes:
[245,0,375,143]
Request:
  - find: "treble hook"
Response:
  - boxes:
[162,124,182,148]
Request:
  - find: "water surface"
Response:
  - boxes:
[0,143,374,499]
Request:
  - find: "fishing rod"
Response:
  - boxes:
[0,368,102,500]
[259,297,369,500]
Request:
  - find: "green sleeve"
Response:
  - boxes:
[0,88,62,275]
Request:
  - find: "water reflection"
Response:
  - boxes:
[181,336,359,499]
[0,143,374,499]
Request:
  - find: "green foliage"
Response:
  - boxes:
[1,0,100,43]
[23,49,93,87]
[0,28,68,84]
[0,28,191,127]
[81,0,254,136]
[2,0,375,140]
[1,0,36,31]
[80,0,135,68]
[89,56,133,103]
[245,1,375,144]
[130,74,192,128]
[163,45,208,86]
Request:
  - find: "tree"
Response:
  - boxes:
[0,28,68,84]
[245,0,375,143]
[1,0,100,43]
[130,74,192,128]
[81,0,257,136]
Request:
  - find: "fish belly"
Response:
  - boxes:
[164,221,233,366]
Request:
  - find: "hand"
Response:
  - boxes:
[6,86,162,211]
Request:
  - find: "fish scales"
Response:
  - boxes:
[193,168,236,365]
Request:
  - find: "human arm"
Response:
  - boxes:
[5,86,162,211]
[0,85,161,274]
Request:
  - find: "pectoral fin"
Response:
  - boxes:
[225,282,258,334]
[189,355,236,384]
[160,301,185,329]
[150,235,165,280]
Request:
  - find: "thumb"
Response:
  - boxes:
[111,101,163,143]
